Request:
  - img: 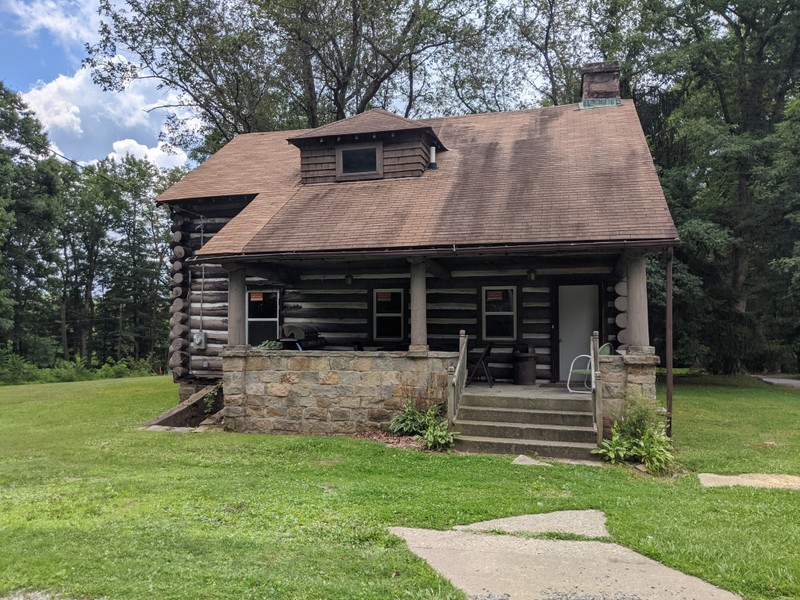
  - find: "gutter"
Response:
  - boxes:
[186,238,682,264]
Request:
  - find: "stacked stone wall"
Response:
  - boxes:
[221,347,458,434]
[598,345,659,428]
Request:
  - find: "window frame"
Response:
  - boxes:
[246,289,281,345]
[481,285,517,341]
[336,142,384,181]
[372,288,404,342]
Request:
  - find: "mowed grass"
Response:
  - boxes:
[0,376,799,599]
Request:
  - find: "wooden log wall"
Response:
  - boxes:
[167,196,254,382]
[283,263,622,383]
[167,195,623,386]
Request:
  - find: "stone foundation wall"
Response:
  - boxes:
[220,346,458,434]
[598,345,659,428]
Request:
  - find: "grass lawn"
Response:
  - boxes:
[1,375,799,599]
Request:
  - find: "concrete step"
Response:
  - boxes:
[456,406,594,427]
[455,435,598,460]
[454,420,597,444]
[460,393,592,412]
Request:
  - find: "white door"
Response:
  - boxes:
[558,285,599,381]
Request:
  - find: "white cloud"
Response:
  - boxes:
[21,65,187,166]
[108,139,188,169]
[4,0,101,47]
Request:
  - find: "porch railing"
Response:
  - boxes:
[590,330,604,444]
[447,330,469,424]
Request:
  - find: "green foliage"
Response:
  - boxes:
[258,339,284,350]
[390,401,456,450]
[203,382,223,415]
[592,422,630,464]
[388,399,426,435]
[1,376,800,599]
[629,423,674,473]
[0,351,157,385]
[593,394,674,473]
[414,405,456,451]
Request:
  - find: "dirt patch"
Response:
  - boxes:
[350,429,422,450]
[699,473,800,490]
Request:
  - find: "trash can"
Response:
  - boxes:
[512,344,537,385]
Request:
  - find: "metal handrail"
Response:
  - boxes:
[448,330,469,424]
[590,330,603,444]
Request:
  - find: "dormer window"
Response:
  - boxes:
[336,142,383,181]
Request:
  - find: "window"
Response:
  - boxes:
[247,290,280,345]
[373,289,403,341]
[336,143,383,181]
[482,286,516,340]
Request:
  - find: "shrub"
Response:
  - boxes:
[0,350,39,385]
[390,400,456,451]
[592,393,675,473]
[416,405,456,451]
[389,400,426,435]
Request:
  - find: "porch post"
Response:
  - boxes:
[626,253,650,347]
[228,266,247,346]
[666,247,674,436]
[409,259,428,351]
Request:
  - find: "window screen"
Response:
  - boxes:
[247,290,280,345]
[374,289,403,341]
[482,287,516,340]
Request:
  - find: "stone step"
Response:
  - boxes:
[455,435,598,460]
[456,406,594,427]
[460,393,592,412]
[454,420,597,444]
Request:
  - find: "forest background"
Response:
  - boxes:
[1,0,798,382]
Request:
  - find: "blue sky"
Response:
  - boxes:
[0,0,187,168]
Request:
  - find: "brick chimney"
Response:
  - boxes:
[580,61,621,109]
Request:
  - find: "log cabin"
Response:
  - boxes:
[157,61,679,457]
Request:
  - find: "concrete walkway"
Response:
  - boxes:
[758,376,800,389]
[391,510,740,599]
[699,472,800,490]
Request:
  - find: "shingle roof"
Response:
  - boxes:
[287,108,434,142]
[158,101,679,256]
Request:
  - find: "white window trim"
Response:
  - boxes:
[336,142,384,181]
[246,289,281,344]
[482,285,517,341]
[373,288,404,341]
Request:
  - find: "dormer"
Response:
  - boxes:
[287,109,446,184]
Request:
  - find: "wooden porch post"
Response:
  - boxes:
[409,259,428,351]
[626,253,650,347]
[228,266,246,345]
[666,247,674,436]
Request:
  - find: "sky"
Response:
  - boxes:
[0,0,188,168]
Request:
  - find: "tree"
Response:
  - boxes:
[0,82,71,360]
[86,0,486,158]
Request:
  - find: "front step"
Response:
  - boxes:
[455,420,596,444]
[454,386,598,460]
[456,435,597,460]
[460,392,592,412]
[457,406,594,427]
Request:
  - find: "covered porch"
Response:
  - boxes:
[213,247,670,439]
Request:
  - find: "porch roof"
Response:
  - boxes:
[158,102,679,258]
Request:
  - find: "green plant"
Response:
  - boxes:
[389,400,425,435]
[203,383,223,416]
[591,422,631,464]
[630,423,675,473]
[414,405,456,451]
[594,395,675,473]
[617,393,661,441]
[259,340,284,349]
